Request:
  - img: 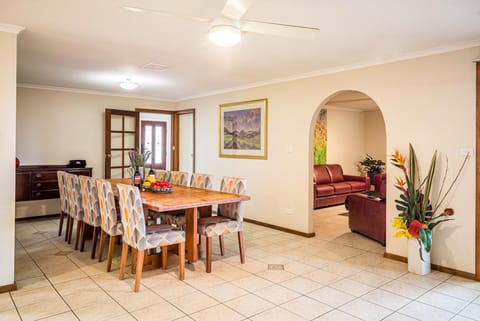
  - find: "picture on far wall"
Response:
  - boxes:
[314,109,327,165]
[219,98,268,159]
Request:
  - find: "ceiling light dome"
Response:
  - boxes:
[120,79,138,90]
[208,25,241,47]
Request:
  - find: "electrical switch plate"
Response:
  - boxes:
[460,148,473,156]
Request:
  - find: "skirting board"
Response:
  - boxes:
[0,282,17,293]
[384,252,478,280]
[243,218,316,238]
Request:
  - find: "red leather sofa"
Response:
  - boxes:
[313,164,370,209]
[347,173,386,245]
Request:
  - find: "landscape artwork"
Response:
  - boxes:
[314,109,327,165]
[219,99,268,159]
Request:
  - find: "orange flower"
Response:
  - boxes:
[442,208,454,216]
[391,149,407,171]
[394,177,406,191]
[408,219,426,238]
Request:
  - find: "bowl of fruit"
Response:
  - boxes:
[150,181,172,193]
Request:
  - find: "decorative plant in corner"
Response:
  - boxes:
[390,144,469,260]
[359,154,385,183]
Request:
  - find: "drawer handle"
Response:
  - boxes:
[35,192,42,197]
[36,183,42,188]
[35,173,42,178]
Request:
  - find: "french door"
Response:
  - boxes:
[104,109,138,178]
[141,120,167,169]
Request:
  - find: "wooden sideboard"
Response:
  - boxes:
[16,165,92,202]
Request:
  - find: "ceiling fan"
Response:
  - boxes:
[122,0,319,47]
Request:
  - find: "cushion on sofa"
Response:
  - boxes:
[329,182,351,194]
[347,181,368,192]
[314,166,331,184]
[315,185,335,197]
[327,164,345,183]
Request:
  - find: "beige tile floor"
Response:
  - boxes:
[2,205,480,321]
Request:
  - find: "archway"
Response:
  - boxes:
[308,90,387,246]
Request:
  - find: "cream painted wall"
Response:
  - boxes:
[16,88,174,217]
[364,110,387,162]
[0,31,18,287]
[177,47,479,273]
[324,108,365,174]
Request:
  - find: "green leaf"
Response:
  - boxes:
[428,218,454,230]
[421,151,437,221]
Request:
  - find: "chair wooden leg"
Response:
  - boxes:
[98,230,106,262]
[66,216,72,242]
[131,249,137,274]
[162,246,168,269]
[58,211,65,236]
[80,222,87,252]
[74,221,83,251]
[134,250,145,292]
[178,242,185,280]
[206,236,212,273]
[68,217,74,244]
[91,227,99,259]
[119,242,128,280]
[106,235,116,272]
[238,231,245,264]
[219,235,225,256]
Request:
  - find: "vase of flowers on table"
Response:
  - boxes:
[128,147,152,183]
[390,144,468,275]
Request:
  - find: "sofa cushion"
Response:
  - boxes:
[347,181,368,192]
[379,179,386,200]
[314,166,331,184]
[329,182,351,194]
[315,185,334,197]
[327,164,345,183]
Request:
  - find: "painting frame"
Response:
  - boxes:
[219,98,268,159]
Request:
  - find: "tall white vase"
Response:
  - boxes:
[407,238,431,275]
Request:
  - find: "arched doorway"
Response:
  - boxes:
[309,90,387,247]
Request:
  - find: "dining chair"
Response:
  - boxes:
[79,176,102,258]
[116,183,185,292]
[56,171,69,237]
[156,169,170,182]
[157,171,190,227]
[190,173,213,190]
[197,176,247,273]
[96,179,123,272]
[65,173,85,250]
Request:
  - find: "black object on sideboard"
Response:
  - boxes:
[16,165,92,201]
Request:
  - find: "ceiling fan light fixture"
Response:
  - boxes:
[120,79,139,90]
[208,25,241,47]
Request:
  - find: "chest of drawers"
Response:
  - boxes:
[16,165,92,201]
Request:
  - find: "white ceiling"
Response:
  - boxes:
[1,0,480,101]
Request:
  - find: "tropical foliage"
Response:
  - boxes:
[390,144,468,260]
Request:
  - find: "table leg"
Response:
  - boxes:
[185,207,198,262]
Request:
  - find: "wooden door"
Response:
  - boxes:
[105,109,138,178]
[141,120,167,170]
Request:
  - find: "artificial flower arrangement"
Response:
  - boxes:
[128,147,152,168]
[390,144,468,259]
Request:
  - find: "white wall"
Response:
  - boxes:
[0,30,19,288]
[364,110,387,162]
[177,47,479,273]
[325,108,365,174]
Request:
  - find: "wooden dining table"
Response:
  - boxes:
[108,178,250,263]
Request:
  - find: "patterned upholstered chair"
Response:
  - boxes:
[197,176,247,273]
[156,169,170,182]
[56,171,69,237]
[190,173,213,190]
[157,171,190,227]
[96,179,123,272]
[170,171,189,186]
[79,176,102,258]
[65,173,85,250]
[116,183,185,292]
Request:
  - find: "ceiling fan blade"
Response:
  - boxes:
[122,6,211,23]
[221,0,255,20]
[241,19,319,39]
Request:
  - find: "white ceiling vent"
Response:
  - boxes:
[142,63,168,71]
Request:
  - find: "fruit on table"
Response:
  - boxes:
[143,181,151,187]
[151,181,171,188]
[145,176,156,183]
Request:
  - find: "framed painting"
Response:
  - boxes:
[219,98,268,159]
